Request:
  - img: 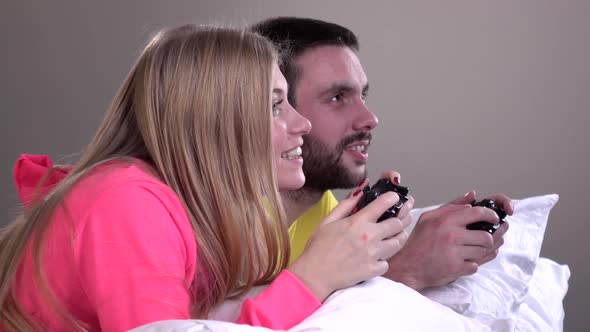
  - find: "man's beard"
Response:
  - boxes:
[301,132,371,192]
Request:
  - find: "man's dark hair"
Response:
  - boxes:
[251,17,359,105]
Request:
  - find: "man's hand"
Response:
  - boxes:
[448,191,514,265]
[383,191,513,290]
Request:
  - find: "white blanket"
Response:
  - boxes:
[132,277,491,332]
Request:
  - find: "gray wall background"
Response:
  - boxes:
[1,0,588,330]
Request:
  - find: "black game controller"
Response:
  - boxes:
[466,198,507,234]
[354,179,410,222]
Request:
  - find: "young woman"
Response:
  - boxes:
[2,25,405,332]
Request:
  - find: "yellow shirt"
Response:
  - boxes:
[287,191,339,265]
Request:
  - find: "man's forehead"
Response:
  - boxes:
[295,45,368,89]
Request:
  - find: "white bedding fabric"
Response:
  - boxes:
[415,194,569,331]
[515,258,570,331]
[131,194,570,332]
[132,263,569,332]
[132,277,492,332]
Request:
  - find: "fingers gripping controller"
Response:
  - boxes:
[466,199,507,234]
[354,179,410,222]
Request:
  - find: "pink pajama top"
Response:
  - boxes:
[12,155,320,331]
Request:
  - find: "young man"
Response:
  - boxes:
[252,17,513,290]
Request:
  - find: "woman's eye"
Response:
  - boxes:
[272,99,283,115]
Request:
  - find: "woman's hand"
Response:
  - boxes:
[289,180,410,302]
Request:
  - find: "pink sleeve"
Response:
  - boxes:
[236,270,321,330]
[75,183,197,332]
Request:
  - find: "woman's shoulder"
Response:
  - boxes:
[64,160,193,238]
[76,159,177,203]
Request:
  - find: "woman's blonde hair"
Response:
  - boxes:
[0,25,289,331]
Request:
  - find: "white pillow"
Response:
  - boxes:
[514,257,570,331]
[413,194,560,330]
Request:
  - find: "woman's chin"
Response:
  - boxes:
[278,174,305,192]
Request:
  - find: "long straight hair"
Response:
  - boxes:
[0,25,289,331]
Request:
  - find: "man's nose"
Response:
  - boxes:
[352,101,378,131]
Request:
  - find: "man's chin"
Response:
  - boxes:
[347,173,367,188]
[343,163,367,185]
[301,167,362,191]
[299,142,369,191]
[329,169,366,190]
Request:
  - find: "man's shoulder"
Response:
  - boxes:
[296,190,339,225]
[288,191,340,264]
[320,190,339,210]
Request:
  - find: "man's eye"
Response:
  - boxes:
[330,93,343,102]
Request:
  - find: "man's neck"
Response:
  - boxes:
[281,187,326,226]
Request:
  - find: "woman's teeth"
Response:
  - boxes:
[281,147,302,160]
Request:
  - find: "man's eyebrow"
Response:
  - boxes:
[318,82,369,97]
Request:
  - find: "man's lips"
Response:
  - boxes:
[344,140,369,161]
[345,140,370,152]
